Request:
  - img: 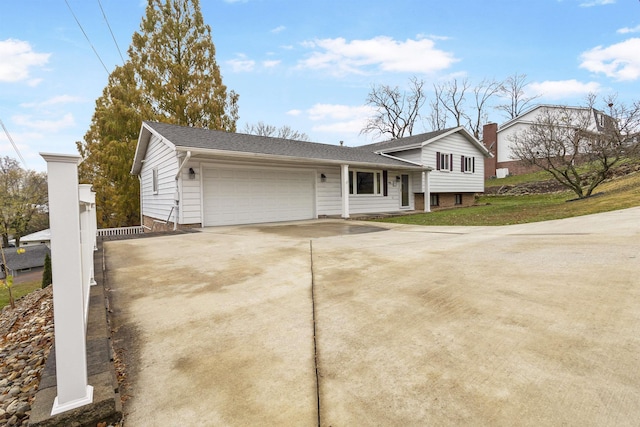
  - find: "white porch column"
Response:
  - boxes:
[424,170,431,213]
[41,153,93,416]
[340,164,350,219]
[79,184,97,292]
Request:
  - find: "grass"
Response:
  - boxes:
[0,280,42,310]
[377,169,640,227]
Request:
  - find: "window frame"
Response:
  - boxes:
[348,170,383,196]
[152,167,159,194]
[461,155,475,173]
[430,193,439,206]
[455,194,463,205]
[436,152,453,172]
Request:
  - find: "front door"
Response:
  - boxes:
[401,174,410,208]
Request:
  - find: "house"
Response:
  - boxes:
[131,122,490,229]
[361,127,490,209]
[483,104,613,178]
[0,244,50,279]
[20,229,51,248]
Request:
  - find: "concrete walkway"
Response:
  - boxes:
[106,208,640,426]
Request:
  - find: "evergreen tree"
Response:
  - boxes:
[41,252,52,289]
[77,0,239,227]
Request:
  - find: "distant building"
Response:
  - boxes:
[20,229,51,248]
[483,104,615,178]
[0,245,50,279]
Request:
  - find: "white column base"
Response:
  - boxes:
[51,385,94,416]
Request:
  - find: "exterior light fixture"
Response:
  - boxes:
[320,173,327,182]
[188,167,196,180]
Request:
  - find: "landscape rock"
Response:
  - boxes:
[0,287,54,425]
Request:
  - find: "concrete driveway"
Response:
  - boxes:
[105,208,640,426]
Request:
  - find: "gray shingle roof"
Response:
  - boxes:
[143,121,423,168]
[1,245,49,278]
[360,128,458,151]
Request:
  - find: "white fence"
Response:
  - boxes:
[41,153,95,416]
[97,226,144,237]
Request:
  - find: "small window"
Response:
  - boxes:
[430,193,439,206]
[455,194,463,205]
[436,152,452,171]
[349,170,382,195]
[461,156,475,173]
[152,168,159,194]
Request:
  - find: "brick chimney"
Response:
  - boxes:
[482,123,498,179]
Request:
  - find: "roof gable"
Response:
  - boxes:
[362,127,491,158]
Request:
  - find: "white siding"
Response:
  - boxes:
[420,133,485,193]
[140,135,179,222]
[497,106,596,163]
[498,122,529,163]
[316,167,342,216]
[391,148,422,164]
[316,167,410,215]
[178,160,202,225]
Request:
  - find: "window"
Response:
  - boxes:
[455,194,463,205]
[152,168,159,194]
[349,170,382,195]
[436,152,453,171]
[461,155,475,173]
[430,193,439,206]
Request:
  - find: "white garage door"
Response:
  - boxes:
[202,167,315,226]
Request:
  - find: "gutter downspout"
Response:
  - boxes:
[173,151,192,231]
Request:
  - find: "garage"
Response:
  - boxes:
[202,166,316,226]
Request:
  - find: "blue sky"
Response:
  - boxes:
[1,0,639,171]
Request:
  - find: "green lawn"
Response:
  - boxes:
[0,280,42,310]
[377,170,640,227]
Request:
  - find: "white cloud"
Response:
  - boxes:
[271,25,286,34]
[617,25,640,34]
[298,36,457,76]
[263,60,281,68]
[529,80,601,99]
[580,38,640,81]
[307,104,374,121]
[12,113,75,133]
[301,104,375,135]
[0,39,50,83]
[286,109,302,116]
[20,95,84,108]
[580,0,614,6]
[227,54,255,72]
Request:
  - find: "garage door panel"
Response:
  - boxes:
[203,167,315,226]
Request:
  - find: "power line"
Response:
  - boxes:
[0,118,28,169]
[97,0,125,64]
[64,0,110,74]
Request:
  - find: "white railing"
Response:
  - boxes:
[97,226,144,237]
[41,153,95,416]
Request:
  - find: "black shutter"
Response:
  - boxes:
[449,154,453,171]
[436,152,440,170]
[382,170,388,196]
[461,155,465,172]
[472,157,475,173]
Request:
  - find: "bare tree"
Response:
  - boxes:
[425,96,448,131]
[244,122,310,141]
[496,72,541,119]
[361,76,426,139]
[434,78,470,127]
[467,78,503,139]
[510,96,640,199]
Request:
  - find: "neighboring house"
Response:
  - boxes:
[0,244,50,279]
[131,122,490,228]
[483,104,613,178]
[20,229,51,248]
